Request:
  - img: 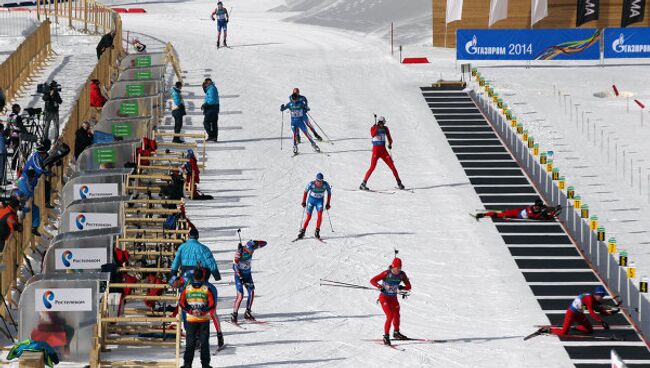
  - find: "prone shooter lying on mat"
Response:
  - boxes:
[473,198,561,221]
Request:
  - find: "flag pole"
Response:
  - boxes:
[445,22,448,48]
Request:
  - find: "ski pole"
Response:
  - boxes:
[306,112,333,145]
[280,111,284,150]
[373,113,377,124]
[326,209,334,232]
[237,228,242,245]
[298,206,306,230]
[320,280,409,297]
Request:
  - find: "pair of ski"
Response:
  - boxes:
[366,337,433,351]
[524,325,623,341]
[291,236,326,243]
[227,319,271,330]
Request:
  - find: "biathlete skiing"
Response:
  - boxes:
[210,1,229,48]
[289,88,322,143]
[231,240,267,323]
[281,95,320,155]
[370,257,412,346]
[359,116,404,191]
[296,173,331,240]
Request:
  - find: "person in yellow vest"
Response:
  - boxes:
[179,268,216,368]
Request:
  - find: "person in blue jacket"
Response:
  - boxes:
[202,78,220,142]
[281,94,320,155]
[14,169,40,236]
[170,227,221,283]
[21,144,50,181]
[170,82,186,143]
[298,172,331,239]
[290,88,322,143]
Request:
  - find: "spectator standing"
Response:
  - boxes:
[96,30,116,59]
[74,122,94,159]
[201,78,219,142]
[170,82,186,143]
[42,81,62,141]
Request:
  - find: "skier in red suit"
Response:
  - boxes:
[474,198,561,221]
[370,257,411,346]
[540,286,618,336]
[360,116,404,191]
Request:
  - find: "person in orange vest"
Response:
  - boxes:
[370,257,412,346]
[179,268,216,368]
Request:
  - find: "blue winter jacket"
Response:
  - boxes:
[16,176,36,199]
[170,87,184,107]
[204,83,219,106]
[22,151,49,180]
[171,238,220,278]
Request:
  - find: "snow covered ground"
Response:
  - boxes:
[109,0,575,366]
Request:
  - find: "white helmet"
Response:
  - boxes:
[377,116,386,123]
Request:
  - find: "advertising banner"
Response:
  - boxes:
[576,0,600,26]
[604,27,650,58]
[55,248,107,270]
[73,183,119,200]
[35,288,93,311]
[621,0,645,27]
[69,212,119,232]
[457,29,601,60]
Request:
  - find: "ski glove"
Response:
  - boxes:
[602,321,610,330]
[280,104,285,111]
[388,144,392,150]
[168,275,178,286]
[398,285,406,290]
[325,204,331,210]
[301,202,306,208]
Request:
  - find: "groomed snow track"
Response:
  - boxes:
[421,85,650,368]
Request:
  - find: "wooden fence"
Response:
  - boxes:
[0,19,52,107]
[36,0,118,35]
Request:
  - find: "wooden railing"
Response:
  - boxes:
[36,0,119,35]
[0,20,52,105]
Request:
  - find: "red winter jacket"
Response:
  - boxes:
[89,82,107,108]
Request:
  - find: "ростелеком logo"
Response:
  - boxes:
[61,250,73,267]
[465,35,478,55]
[612,33,625,53]
[42,290,55,309]
[75,214,87,230]
[79,185,90,199]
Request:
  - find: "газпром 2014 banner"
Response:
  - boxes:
[456,29,601,60]
[604,28,650,58]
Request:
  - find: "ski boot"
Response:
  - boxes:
[223,39,228,47]
[297,228,306,239]
[296,135,301,144]
[397,180,405,190]
[314,228,320,239]
[474,213,485,221]
[293,144,298,155]
[311,142,320,152]
[244,309,255,321]
[393,330,408,340]
[359,181,369,191]
[217,40,221,48]
[383,334,391,346]
[230,312,238,323]
[217,332,224,348]
[172,137,185,144]
[314,132,323,141]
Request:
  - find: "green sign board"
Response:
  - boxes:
[135,56,152,67]
[134,70,152,80]
[119,101,139,116]
[112,123,132,137]
[93,148,116,164]
[126,84,145,97]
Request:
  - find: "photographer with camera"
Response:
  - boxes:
[7,104,28,171]
[41,81,62,141]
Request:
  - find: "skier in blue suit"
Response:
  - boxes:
[281,94,320,154]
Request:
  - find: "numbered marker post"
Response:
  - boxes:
[559,176,566,190]
[640,276,648,293]
[607,237,617,254]
[567,186,575,199]
[589,215,598,230]
[597,226,606,242]
[533,143,539,156]
[573,195,582,209]
[619,250,629,267]
[628,261,637,279]
[552,167,560,180]
[581,205,590,219]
